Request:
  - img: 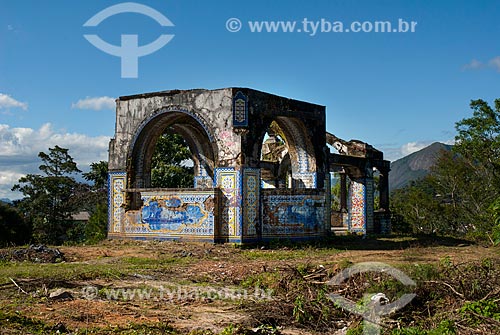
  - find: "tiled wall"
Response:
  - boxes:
[348,179,366,233]
[242,168,260,237]
[365,178,374,233]
[108,171,126,234]
[110,189,219,242]
[347,178,375,234]
[109,168,331,243]
[214,167,242,242]
[261,189,327,239]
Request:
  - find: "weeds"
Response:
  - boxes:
[243,257,500,334]
[218,324,281,335]
[459,299,500,325]
[0,240,498,334]
[0,255,190,284]
[0,311,50,334]
[240,246,339,261]
[240,271,280,290]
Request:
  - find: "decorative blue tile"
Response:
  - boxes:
[261,191,326,238]
[233,91,248,127]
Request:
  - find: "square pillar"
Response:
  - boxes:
[340,172,348,212]
[378,167,390,212]
[365,177,374,233]
[348,177,374,235]
[108,171,127,236]
[325,174,332,233]
[242,168,261,241]
[214,168,242,243]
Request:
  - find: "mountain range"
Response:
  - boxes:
[389,142,452,191]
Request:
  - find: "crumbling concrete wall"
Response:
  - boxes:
[108,87,331,244]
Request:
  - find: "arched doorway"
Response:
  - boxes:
[150,130,194,189]
[126,108,217,209]
[253,117,319,189]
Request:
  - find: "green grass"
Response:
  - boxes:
[0,310,181,335]
[0,256,190,284]
[0,262,125,283]
[240,270,280,290]
[240,246,340,261]
[123,255,189,268]
[0,310,52,334]
[391,320,456,335]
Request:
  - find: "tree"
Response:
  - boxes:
[455,99,500,176]
[453,99,500,242]
[391,178,444,235]
[38,146,80,177]
[82,161,109,243]
[490,198,500,245]
[151,131,194,188]
[83,161,108,190]
[331,180,341,211]
[0,202,31,246]
[12,146,81,244]
[85,202,108,244]
[390,99,500,244]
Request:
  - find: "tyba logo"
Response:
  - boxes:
[83,2,174,78]
[327,262,416,335]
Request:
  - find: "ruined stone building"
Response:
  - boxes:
[108,88,390,243]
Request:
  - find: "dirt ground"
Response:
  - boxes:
[0,237,498,334]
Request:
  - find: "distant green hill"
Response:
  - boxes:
[389,142,452,191]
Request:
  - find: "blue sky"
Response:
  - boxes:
[1,0,499,199]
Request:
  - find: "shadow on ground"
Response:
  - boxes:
[248,234,474,251]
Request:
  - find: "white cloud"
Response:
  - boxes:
[0,93,28,110]
[380,140,452,162]
[71,96,115,111]
[488,56,500,72]
[462,59,484,71]
[462,56,500,72]
[0,171,26,199]
[401,141,432,156]
[442,139,455,146]
[0,123,110,200]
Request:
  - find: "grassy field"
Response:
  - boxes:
[0,236,498,335]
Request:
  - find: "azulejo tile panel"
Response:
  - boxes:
[109,168,331,242]
[116,190,218,240]
[131,191,215,236]
[292,172,317,188]
[232,91,248,127]
[243,168,260,236]
[214,168,242,238]
[348,180,366,233]
[262,191,326,237]
[380,215,391,234]
[108,172,127,233]
[365,178,374,232]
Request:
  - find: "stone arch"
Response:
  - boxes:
[252,116,318,188]
[127,106,217,191]
[275,116,317,173]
